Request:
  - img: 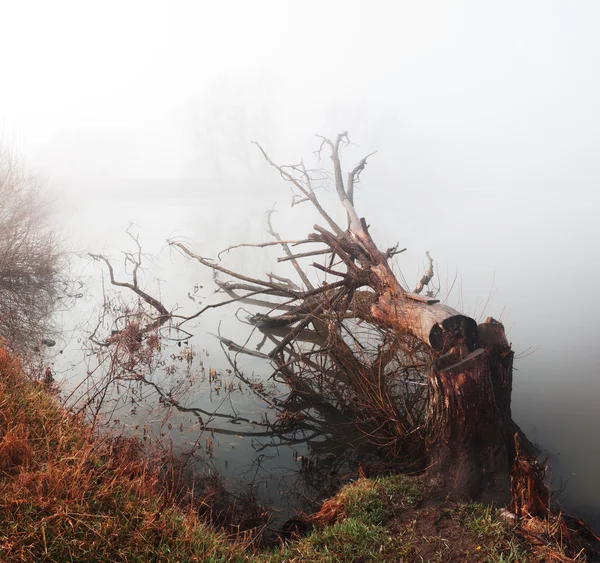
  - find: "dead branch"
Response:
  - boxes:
[173,286,291,326]
[267,273,301,291]
[267,208,314,290]
[215,279,292,298]
[385,243,407,259]
[347,152,377,206]
[216,238,311,261]
[312,263,347,278]
[169,240,299,298]
[315,133,371,236]
[209,333,271,360]
[413,251,434,294]
[88,252,170,338]
[277,248,332,263]
[252,141,344,236]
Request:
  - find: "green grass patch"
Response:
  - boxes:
[263,518,390,563]
[314,474,422,527]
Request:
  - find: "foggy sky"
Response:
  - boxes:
[2,0,599,523]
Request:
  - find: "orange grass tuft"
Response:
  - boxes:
[0,424,32,472]
[0,346,245,562]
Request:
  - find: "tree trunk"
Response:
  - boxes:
[353,288,542,506]
[424,316,544,508]
[371,291,478,353]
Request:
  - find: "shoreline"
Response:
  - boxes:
[1,347,598,562]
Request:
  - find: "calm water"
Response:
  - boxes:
[513,350,600,531]
[56,328,376,523]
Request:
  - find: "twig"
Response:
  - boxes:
[217,239,311,261]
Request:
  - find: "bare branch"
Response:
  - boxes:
[215,279,292,298]
[252,141,344,236]
[316,132,349,204]
[385,243,407,259]
[312,263,347,278]
[217,283,295,311]
[267,273,301,291]
[313,225,358,271]
[216,238,310,261]
[413,251,434,294]
[173,286,290,327]
[169,240,299,298]
[267,208,314,290]
[88,253,170,338]
[277,248,332,263]
[209,333,271,360]
[315,133,376,234]
[347,151,377,206]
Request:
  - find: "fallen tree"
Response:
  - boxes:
[91,133,548,515]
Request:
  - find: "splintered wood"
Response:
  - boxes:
[510,432,549,519]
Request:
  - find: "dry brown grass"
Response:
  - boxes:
[0,346,245,562]
[0,423,33,473]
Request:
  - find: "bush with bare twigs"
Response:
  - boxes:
[0,145,64,356]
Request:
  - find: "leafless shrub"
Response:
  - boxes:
[0,144,64,356]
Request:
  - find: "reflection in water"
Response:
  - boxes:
[146,358,384,524]
[58,318,386,525]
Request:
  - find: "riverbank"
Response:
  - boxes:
[0,347,598,562]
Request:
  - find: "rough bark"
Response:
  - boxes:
[371,291,478,354]
[426,343,511,501]
[425,317,544,508]
[478,316,514,416]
